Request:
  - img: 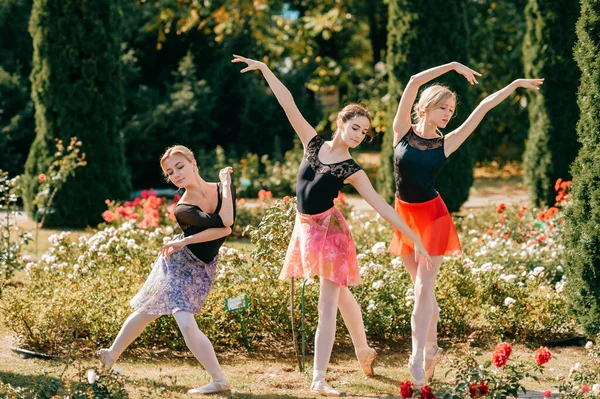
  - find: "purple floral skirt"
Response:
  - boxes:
[130,243,218,315]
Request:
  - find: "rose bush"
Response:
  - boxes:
[1,181,578,354]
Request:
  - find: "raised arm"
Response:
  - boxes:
[393,62,481,145]
[232,55,316,147]
[218,166,235,227]
[444,78,544,157]
[345,171,433,266]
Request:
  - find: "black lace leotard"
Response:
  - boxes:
[296,135,362,215]
[174,183,236,262]
[394,127,446,203]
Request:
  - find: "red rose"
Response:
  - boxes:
[582,386,590,393]
[469,381,489,399]
[38,173,47,182]
[419,386,435,399]
[542,390,552,398]
[400,380,414,399]
[554,178,563,192]
[496,203,506,214]
[491,342,512,367]
[334,191,347,205]
[535,346,551,365]
[258,189,273,201]
[102,210,115,223]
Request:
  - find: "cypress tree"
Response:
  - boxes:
[564,0,600,336]
[522,0,580,207]
[23,0,130,227]
[377,0,473,211]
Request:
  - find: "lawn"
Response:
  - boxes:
[0,318,593,398]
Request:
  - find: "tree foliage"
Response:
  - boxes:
[522,0,580,206]
[23,0,130,227]
[564,0,600,336]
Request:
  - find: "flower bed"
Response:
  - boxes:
[1,181,578,356]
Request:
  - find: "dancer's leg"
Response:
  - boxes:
[312,278,343,396]
[406,256,442,385]
[338,287,368,353]
[338,286,376,376]
[99,311,160,368]
[173,311,230,394]
[401,254,441,350]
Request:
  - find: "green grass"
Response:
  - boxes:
[0,315,593,398]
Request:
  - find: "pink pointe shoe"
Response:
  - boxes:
[408,353,426,389]
[356,347,377,377]
[187,380,231,395]
[424,346,444,382]
[310,380,346,397]
[97,348,115,370]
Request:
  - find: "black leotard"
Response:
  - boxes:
[174,184,236,262]
[394,128,446,203]
[296,135,361,215]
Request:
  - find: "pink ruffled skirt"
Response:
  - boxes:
[280,206,360,287]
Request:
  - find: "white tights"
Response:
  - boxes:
[105,311,226,383]
[402,254,443,357]
[313,278,369,383]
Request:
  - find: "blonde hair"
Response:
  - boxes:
[335,103,375,142]
[413,85,456,134]
[160,145,196,180]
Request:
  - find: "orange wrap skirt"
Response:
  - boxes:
[388,194,462,257]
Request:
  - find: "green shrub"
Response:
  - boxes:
[522,0,580,206]
[564,0,600,337]
[1,194,577,355]
[23,0,130,227]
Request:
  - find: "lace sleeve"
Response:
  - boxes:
[305,135,324,165]
[330,159,362,180]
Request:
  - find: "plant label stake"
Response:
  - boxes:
[225,294,250,353]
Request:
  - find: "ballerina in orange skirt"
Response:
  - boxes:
[389,62,543,387]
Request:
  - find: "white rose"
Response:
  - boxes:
[504,297,516,308]
[86,369,98,384]
[371,242,387,255]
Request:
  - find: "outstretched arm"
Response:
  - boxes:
[232,55,316,147]
[345,171,433,266]
[393,62,481,145]
[444,78,544,157]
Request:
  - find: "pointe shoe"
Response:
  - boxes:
[424,346,444,382]
[187,381,231,395]
[97,348,115,370]
[356,347,377,377]
[310,380,346,397]
[408,354,426,389]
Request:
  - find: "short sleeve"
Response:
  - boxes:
[305,135,324,166]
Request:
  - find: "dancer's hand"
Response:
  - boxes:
[452,62,482,85]
[232,55,265,73]
[513,78,544,91]
[219,166,233,186]
[160,238,186,258]
[414,243,434,269]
